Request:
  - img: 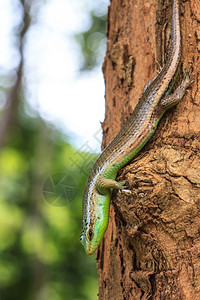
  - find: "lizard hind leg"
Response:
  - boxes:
[143,60,165,94]
[143,76,157,94]
[160,68,193,110]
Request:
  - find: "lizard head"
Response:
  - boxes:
[80,184,111,255]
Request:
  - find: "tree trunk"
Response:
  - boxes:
[97,0,200,299]
[0,0,30,149]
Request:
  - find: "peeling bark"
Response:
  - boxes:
[98,0,200,299]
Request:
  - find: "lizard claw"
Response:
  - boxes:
[121,189,132,194]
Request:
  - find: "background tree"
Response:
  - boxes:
[0,0,108,299]
[97,0,200,299]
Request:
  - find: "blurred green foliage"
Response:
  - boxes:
[0,111,99,300]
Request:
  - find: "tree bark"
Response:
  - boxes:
[97,0,200,299]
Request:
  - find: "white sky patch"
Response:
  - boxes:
[37,69,104,151]
[26,0,108,151]
[0,0,22,70]
[0,0,109,152]
[40,0,92,34]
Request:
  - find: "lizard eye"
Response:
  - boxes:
[87,228,93,241]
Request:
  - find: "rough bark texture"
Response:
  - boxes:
[97,0,200,299]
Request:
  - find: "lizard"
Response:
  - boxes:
[80,0,192,255]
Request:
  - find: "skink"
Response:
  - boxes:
[80,0,191,255]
